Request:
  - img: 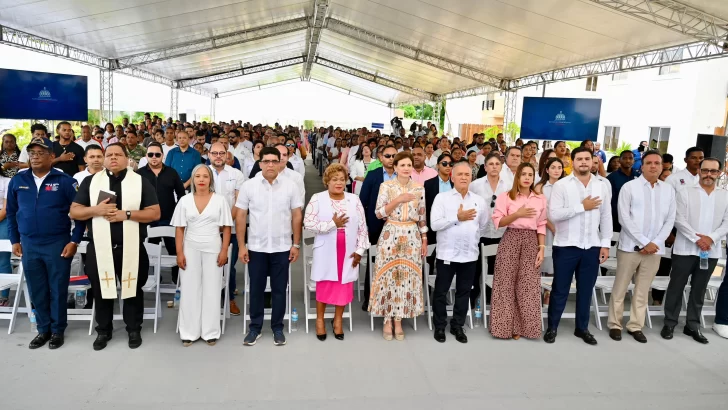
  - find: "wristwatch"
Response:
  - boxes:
[126,211,132,220]
[292,243,301,249]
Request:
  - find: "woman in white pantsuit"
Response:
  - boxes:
[172,164,233,346]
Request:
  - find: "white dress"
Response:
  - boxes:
[171,193,233,341]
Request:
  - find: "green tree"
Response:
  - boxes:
[398,103,433,120]
[482,125,501,140]
[87,109,100,125]
[6,121,32,149]
[303,120,315,130]
[504,122,520,141]
[438,101,446,134]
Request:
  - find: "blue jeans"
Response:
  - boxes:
[247,250,289,333]
[21,237,72,334]
[0,218,11,299]
[547,246,600,331]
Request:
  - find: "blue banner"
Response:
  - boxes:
[371,123,384,129]
[0,69,88,121]
[520,97,601,141]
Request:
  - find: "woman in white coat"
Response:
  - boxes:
[348,143,372,195]
[172,164,233,346]
[304,163,370,341]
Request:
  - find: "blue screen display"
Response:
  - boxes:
[520,97,601,141]
[0,69,88,121]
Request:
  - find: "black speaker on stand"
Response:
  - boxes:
[696,134,727,159]
[179,113,187,123]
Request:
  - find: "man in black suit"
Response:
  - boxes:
[423,153,455,278]
[359,145,399,310]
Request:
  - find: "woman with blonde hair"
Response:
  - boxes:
[172,164,233,346]
[369,151,427,341]
[304,164,370,341]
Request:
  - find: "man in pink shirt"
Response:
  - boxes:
[411,146,437,185]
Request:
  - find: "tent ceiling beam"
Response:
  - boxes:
[177,56,305,88]
[303,0,329,80]
[325,18,504,89]
[315,56,436,101]
[115,17,309,67]
[588,0,728,45]
[310,78,391,105]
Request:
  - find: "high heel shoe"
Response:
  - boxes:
[331,319,344,341]
[383,320,393,341]
[394,319,405,341]
[315,319,327,341]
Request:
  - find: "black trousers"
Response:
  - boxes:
[472,237,500,307]
[433,259,476,330]
[86,243,149,334]
[664,254,716,331]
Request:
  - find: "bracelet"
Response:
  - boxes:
[538,245,546,248]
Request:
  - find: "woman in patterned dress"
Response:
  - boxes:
[304,164,370,341]
[369,151,427,341]
[490,163,547,340]
[0,133,24,178]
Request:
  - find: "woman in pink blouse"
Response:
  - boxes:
[304,164,370,341]
[490,162,547,340]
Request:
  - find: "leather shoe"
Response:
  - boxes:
[128,331,142,349]
[450,326,467,343]
[29,333,51,350]
[660,325,674,340]
[49,333,64,349]
[93,333,112,351]
[543,328,557,344]
[361,302,368,312]
[628,330,647,343]
[683,326,709,344]
[609,329,622,341]
[574,328,598,345]
[434,328,446,343]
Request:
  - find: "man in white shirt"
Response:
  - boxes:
[433,138,450,158]
[161,127,177,160]
[209,142,245,316]
[236,147,303,347]
[469,152,509,306]
[74,125,101,151]
[73,145,105,185]
[229,130,251,162]
[500,146,521,188]
[607,151,676,343]
[275,144,305,205]
[664,147,703,192]
[662,157,728,344]
[430,162,488,344]
[546,147,613,345]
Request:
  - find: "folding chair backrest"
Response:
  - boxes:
[0,240,12,274]
[426,244,436,257]
[146,226,176,241]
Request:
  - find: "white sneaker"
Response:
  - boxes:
[712,323,728,339]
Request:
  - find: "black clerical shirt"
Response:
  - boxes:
[74,169,159,245]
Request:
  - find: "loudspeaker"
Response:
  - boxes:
[179,113,187,123]
[696,134,727,158]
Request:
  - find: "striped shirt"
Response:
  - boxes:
[673,185,728,258]
[617,176,676,255]
[549,173,613,249]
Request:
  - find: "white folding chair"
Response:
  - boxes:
[424,244,474,330]
[140,243,162,333]
[175,244,232,335]
[242,261,293,333]
[367,245,419,332]
[479,243,499,330]
[0,240,32,334]
[540,253,602,330]
[146,226,179,295]
[66,242,96,335]
[302,234,353,333]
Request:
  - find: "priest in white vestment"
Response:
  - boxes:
[71,143,161,351]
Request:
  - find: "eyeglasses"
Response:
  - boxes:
[209,151,226,157]
[382,154,396,159]
[147,152,162,158]
[491,194,497,208]
[28,151,48,158]
[439,161,454,167]
[260,160,280,165]
[700,168,721,176]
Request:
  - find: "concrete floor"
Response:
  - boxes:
[1,162,728,409]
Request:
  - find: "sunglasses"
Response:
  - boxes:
[285,144,296,147]
[490,194,497,208]
[383,154,396,159]
[147,152,162,158]
[439,161,454,167]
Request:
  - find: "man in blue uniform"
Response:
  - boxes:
[7,137,85,349]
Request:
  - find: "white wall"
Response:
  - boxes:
[445,94,489,139]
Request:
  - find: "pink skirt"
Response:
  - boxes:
[316,228,354,306]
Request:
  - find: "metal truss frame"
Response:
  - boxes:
[100,70,114,123]
[210,96,216,123]
[177,56,305,88]
[170,88,179,121]
[115,17,309,67]
[303,0,329,80]
[325,18,503,89]
[309,78,391,106]
[588,0,728,45]
[315,56,436,101]
[503,91,517,136]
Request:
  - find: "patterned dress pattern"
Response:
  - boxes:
[368,179,427,319]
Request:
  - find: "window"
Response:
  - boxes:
[482,94,495,110]
[585,76,598,91]
[659,64,680,75]
[612,72,628,81]
[649,127,671,153]
[604,126,621,152]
